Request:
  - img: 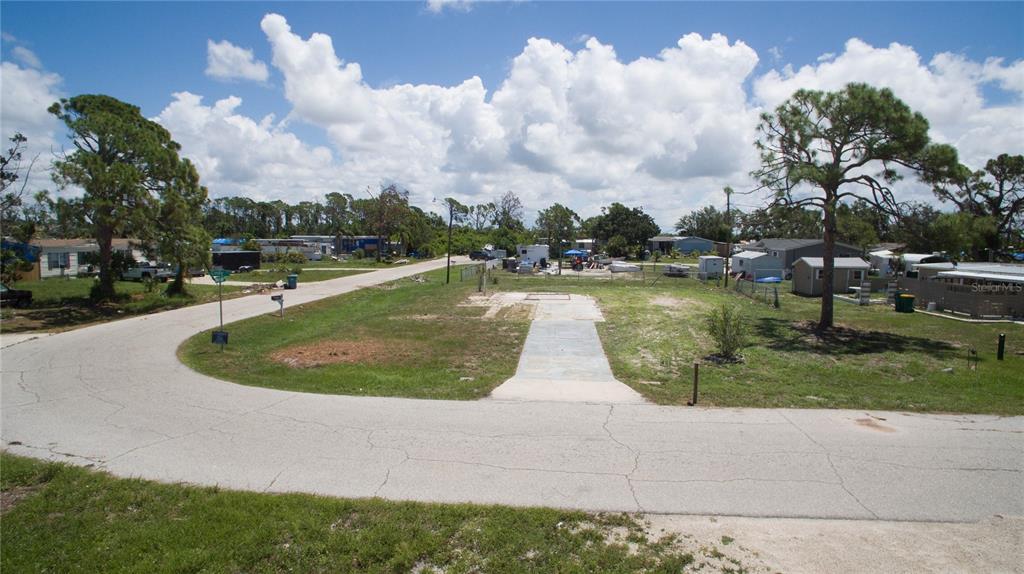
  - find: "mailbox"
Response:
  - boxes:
[271,294,283,302]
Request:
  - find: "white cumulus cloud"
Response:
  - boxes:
[205,39,269,82]
[0,61,64,191]
[426,0,474,13]
[11,46,42,69]
[754,38,1024,173]
[145,17,1023,228]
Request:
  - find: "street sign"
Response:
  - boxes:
[211,330,229,345]
[210,269,231,284]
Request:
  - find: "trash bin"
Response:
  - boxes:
[286,274,298,290]
[897,293,915,313]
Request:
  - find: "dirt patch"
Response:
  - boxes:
[650,295,686,309]
[270,338,424,368]
[1,485,43,515]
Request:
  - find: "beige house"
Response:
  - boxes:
[31,238,145,279]
[792,257,869,296]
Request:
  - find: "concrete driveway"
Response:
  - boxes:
[1,255,1021,522]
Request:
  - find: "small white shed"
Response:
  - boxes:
[698,255,724,279]
[516,244,550,267]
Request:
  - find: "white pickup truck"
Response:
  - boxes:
[122,264,175,282]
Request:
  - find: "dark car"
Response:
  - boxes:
[0,283,32,308]
[236,265,255,273]
[469,251,488,261]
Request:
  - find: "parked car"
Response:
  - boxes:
[0,283,32,308]
[469,250,489,261]
[235,265,254,273]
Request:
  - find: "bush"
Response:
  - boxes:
[605,235,629,258]
[283,252,307,264]
[704,304,748,359]
[352,248,365,260]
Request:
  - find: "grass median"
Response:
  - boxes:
[179,267,529,400]
[2,278,245,334]
[488,272,1023,414]
[0,452,728,573]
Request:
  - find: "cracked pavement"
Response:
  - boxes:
[1,255,1022,521]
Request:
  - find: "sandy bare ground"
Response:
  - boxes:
[647,514,1023,573]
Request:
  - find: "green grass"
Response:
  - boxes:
[1,452,705,573]
[1,278,245,334]
[488,273,1024,414]
[179,268,529,400]
[227,269,371,283]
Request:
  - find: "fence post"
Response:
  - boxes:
[688,362,699,406]
[998,333,1006,361]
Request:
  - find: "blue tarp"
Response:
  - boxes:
[564,249,587,256]
[1014,253,1024,261]
[755,277,782,283]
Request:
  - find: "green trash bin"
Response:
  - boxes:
[286,274,298,290]
[897,293,915,313]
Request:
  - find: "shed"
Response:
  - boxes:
[697,255,724,279]
[730,251,784,280]
[792,257,870,296]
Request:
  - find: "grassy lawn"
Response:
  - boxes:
[179,268,529,400]
[1,278,245,334]
[488,273,1023,414]
[0,453,720,573]
[227,269,371,283]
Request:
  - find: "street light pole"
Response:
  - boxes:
[724,186,733,288]
[446,200,454,284]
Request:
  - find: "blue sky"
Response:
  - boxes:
[2,1,1022,226]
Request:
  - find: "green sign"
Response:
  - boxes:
[210,269,231,283]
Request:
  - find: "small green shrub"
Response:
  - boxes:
[352,248,365,260]
[704,303,748,359]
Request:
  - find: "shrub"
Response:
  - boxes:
[283,252,307,264]
[606,235,629,258]
[704,304,748,359]
[352,248,365,260]
[652,251,662,262]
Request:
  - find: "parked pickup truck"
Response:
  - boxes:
[122,264,175,282]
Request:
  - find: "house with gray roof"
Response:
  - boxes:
[747,238,863,271]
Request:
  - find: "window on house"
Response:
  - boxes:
[48,252,70,270]
[815,269,823,280]
[772,251,779,258]
[852,270,863,280]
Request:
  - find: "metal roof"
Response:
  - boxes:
[937,270,1024,284]
[732,250,769,259]
[753,238,861,251]
[795,257,870,269]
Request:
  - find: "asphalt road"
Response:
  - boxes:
[1,256,1021,521]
